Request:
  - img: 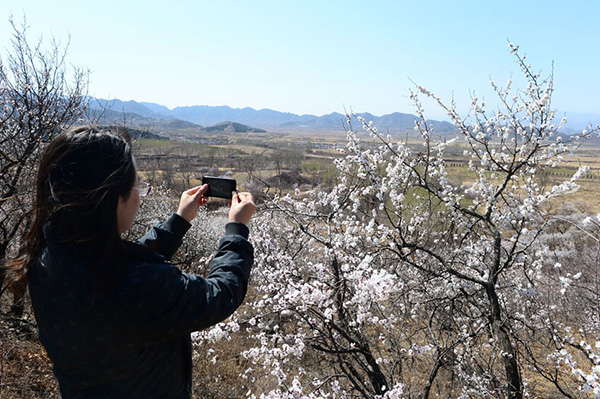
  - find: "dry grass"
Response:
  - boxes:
[0,296,58,398]
[191,331,257,398]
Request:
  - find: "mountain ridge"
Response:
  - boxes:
[89,98,457,133]
[90,98,600,134]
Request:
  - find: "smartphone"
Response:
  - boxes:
[202,176,237,199]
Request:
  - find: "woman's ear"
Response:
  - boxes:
[116,190,140,233]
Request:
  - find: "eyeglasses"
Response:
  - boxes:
[134,180,152,197]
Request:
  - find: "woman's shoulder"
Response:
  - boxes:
[121,241,185,288]
[123,240,167,264]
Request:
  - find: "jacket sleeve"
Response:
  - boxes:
[126,222,254,340]
[137,213,191,260]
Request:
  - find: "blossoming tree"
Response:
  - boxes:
[0,17,88,312]
[191,44,599,398]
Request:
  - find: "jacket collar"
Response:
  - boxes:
[43,222,165,264]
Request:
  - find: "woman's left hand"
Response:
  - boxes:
[177,184,209,222]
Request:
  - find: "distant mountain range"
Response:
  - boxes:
[88,98,600,135]
[88,98,456,133]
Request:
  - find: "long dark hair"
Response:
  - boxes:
[3,125,136,299]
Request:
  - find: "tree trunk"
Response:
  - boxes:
[421,349,443,399]
[486,283,523,399]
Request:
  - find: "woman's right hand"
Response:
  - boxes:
[229,192,255,225]
[177,184,209,223]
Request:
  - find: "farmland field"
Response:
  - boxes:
[132,129,600,214]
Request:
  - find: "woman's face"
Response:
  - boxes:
[116,174,141,234]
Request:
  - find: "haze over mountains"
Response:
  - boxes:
[89,98,456,133]
[89,98,600,134]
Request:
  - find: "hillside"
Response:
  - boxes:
[203,121,266,133]
[89,98,458,133]
[89,99,268,136]
[126,127,169,140]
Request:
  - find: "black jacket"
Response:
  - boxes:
[28,214,253,398]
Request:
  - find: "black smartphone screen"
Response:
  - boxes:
[202,176,237,199]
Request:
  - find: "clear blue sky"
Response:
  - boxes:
[1,0,599,119]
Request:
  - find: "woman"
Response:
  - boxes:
[3,125,255,398]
